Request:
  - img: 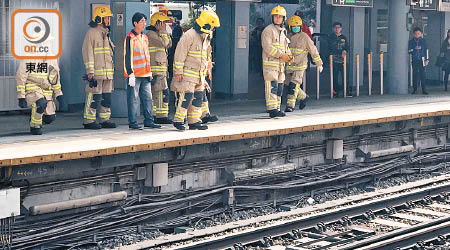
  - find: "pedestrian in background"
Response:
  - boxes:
[440,29,450,92]
[408,27,429,95]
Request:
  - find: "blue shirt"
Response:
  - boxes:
[408,38,427,62]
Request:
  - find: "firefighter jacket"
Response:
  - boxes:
[261,24,291,79]
[147,27,172,77]
[286,32,323,73]
[172,28,210,92]
[16,59,62,100]
[123,30,152,78]
[82,25,115,80]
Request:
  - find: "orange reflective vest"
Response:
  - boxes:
[123,30,151,77]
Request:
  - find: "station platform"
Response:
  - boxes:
[1,90,450,167]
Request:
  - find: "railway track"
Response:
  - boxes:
[167,179,450,250]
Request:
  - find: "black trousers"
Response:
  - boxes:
[333,63,350,95]
[412,61,426,92]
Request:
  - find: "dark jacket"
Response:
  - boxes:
[408,37,428,62]
[328,33,349,64]
[441,39,450,62]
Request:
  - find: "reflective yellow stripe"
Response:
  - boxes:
[174,62,184,69]
[313,56,322,62]
[148,46,166,53]
[93,47,111,54]
[183,69,200,78]
[29,73,48,79]
[43,90,53,96]
[263,60,282,67]
[160,34,171,40]
[84,93,97,120]
[286,65,308,71]
[188,50,207,59]
[53,84,61,90]
[17,85,25,91]
[152,65,168,72]
[99,112,111,119]
[291,48,307,54]
[25,83,40,91]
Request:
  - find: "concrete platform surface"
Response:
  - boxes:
[1,90,450,167]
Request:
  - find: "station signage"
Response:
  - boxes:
[409,0,438,10]
[328,0,373,8]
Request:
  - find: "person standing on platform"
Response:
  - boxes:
[16,59,64,135]
[328,22,350,97]
[124,12,161,130]
[261,5,292,118]
[285,15,323,112]
[200,41,219,124]
[82,6,117,130]
[408,27,429,95]
[146,12,173,124]
[440,29,450,92]
[171,10,220,131]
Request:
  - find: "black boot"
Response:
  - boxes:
[189,122,208,130]
[422,88,429,95]
[276,110,286,117]
[445,84,448,92]
[30,127,42,135]
[269,109,279,118]
[155,117,173,124]
[101,121,116,128]
[411,89,417,94]
[201,114,219,124]
[299,95,310,110]
[285,106,294,112]
[173,122,186,131]
[83,122,102,130]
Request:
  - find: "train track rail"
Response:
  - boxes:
[167,179,450,250]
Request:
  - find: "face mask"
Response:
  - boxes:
[292,26,301,33]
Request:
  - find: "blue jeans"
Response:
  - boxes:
[126,77,154,126]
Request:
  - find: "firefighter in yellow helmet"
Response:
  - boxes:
[146,12,172,124]
[261,5,292,118]
[171,10,220,131]
[285,15,323,112]
[16,59,63,135]
[81,6,116,130]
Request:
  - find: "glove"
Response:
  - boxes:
[317,65,323,73]
[280,53,292,63]
[56,95,65,108]
[82,74,97,88]
[18,98,27,108]
[128,75,136,87]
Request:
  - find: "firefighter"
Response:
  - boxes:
[285,15,323,112]
[81,6,116,129]
[171,10,220,131]
[16,59,64,135]
[201,40,219,124]
[261,5,292,118]
[146,12,173,124]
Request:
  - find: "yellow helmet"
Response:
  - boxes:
[271,5,286,17]
[92,6,113,24]
[150,12,171,26]
[288,15,302,27]
[196,10,220,34]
